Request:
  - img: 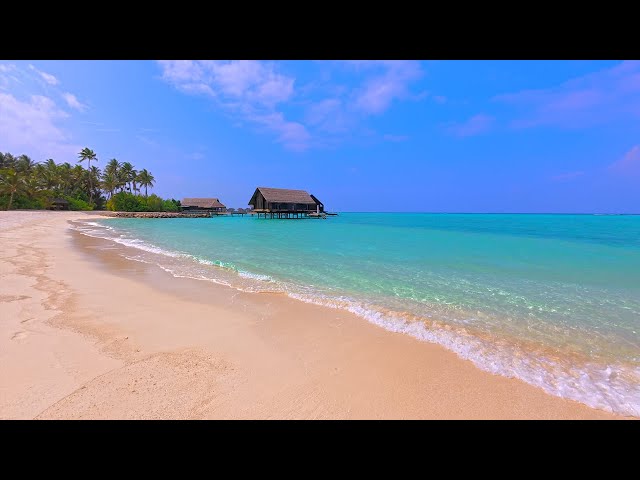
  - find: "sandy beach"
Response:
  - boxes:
[0,211,626,419]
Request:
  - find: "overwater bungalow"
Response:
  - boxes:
[181,198,226,213]
[248,187,324,218]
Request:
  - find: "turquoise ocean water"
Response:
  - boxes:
[75,213,640,416]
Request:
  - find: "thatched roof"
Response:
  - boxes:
[181,198,226,209]
[309,194,323,207]
[249,187,317,205]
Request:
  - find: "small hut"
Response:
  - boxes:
[49,198,69,211]
[248,187,324,218]
[181,198,226,213]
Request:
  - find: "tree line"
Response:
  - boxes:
[0,148,180,212]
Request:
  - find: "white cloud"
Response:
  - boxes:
[158,60,306,151]
[495,60,640,129]
[303,61,424,141]
[609,145,640,175]
[62,92,88,112]
[352,61,423,114]
[249,112,310,152]
[0,93,80,160]
[29,64,59,86]
[158,60,425,150]
[159,60,295,105]
[304,98,354,134]
[0,63,18,90]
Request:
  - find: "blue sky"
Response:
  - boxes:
[1,60,639,212]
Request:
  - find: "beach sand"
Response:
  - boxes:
[0,211,626,419]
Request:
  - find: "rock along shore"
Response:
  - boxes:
[101,211,211,218]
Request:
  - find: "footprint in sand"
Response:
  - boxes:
[11,331,28,341]
[0,295,31,303]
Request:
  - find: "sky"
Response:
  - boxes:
[1,60,639,213]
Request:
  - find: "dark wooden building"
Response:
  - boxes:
[248,187,324,218]
[181,198,226,213]
[49,198,69,211]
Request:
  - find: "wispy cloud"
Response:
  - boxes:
[304,98,355,134]
[495,60,640,129]
[0,92,80,160]
[28,64,59,86]
[0,63,19,90]
[95,128,120,133]
[0,62,88,159]
[351,61,424,115]
[447,114,494,137]
[551,171,585,181]
[62,92,87,112]
[158,60,306,151]
[433,95,447,104]
[304,61,424,142]
[609,145,640,175]
[158,60,425,151]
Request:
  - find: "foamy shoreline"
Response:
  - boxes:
[0,211,628,419]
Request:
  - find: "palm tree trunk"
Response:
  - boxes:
[88,159,93,204]
[8,190,14,210]
[145,185,148,197]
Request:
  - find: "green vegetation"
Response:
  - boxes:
[64,196,94,211]
[0,149,176,212]
[105,193,181,212]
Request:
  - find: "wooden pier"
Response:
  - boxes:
[249,209,324,219]
[210,211,246,217]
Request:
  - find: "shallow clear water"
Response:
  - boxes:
[75,213,640,416]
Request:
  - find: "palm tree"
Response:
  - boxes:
[0,150,162,211]
[16,154,37,174]
[47,159,60,191]
[77,148,98,203]
[0,153,19,170]
[101,172,119,199]
[0,153,14,169]
[136,169,155,197]
[89,166,102,203]
[72,165,85,194]
[105,158,120,177]
[37,159,59,191]
[120,162,135,193]
[58,162,72,195]
[0,169,27,210]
